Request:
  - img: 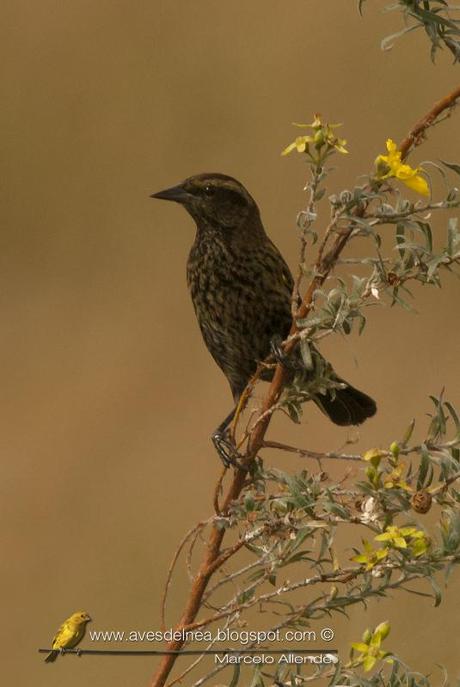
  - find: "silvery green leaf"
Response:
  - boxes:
[427,255,446,280]
[300,338,314,370]
[429,576,442,608]
[447,217,460,257]
[249,666,265,687]
[417,222,433,252]
[391,289,417,312]
[351,275,367,296]
[401,418,416,447]
[378,203,396,216]
[381,25,417,51]
[441,160,460,177]
[417,444,432,490]
[228,664,241,687]
[296,315,322,328]
[445,401,460,437]
[396,224,406,260]
[358,314,367,335]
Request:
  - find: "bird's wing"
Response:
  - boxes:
[266,237,297,303]
[51,621,67,649]
[51,621,76,650]
[266,238,294,284]
[281,261,295,296]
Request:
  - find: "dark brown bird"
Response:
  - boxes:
[152,174,376,464]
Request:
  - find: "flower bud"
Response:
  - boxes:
[362,628,372,644]
[314,129,325,147]
[374,621,391,640]
[389,441,400,458]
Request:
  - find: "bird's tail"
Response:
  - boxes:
[45,650,58,663]
[314,378,377,426]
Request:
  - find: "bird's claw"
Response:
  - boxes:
[212,432,246,470]
[270,336,301,372]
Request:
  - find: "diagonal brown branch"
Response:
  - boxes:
[148,85,460,687]
[399,85,460,160]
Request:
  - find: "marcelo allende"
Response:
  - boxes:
[215,653,336,665]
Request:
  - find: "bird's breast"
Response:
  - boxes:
[186,236,292,350]
[187,240,263,318]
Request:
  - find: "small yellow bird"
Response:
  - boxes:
[45,611,92,663]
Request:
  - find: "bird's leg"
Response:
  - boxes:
[76,649,82,657]
[270,335,301,372]
[212,408,245,469]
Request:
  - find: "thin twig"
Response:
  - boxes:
[213,467,227,515]
[160,520,209,632]
[164,617,234,687]
[262,440,363,462]
[184,553,460,635]
[186,525,209,582]
[202,556,273,603]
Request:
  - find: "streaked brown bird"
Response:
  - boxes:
[152,174,376,465]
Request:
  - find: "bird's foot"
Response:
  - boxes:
[76,649,82,657]
[270,336,301,372]
[211,432,247,470]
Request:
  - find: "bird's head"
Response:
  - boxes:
[151,173,259,231]
[70,611,92,625]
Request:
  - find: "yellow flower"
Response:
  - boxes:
[383,463,410,491]
[282,114,348,156]
[375,525,411,549]
[282,135,314,156]
[352,540,389,570]
[351,621,392,672]
[374,525,429,556]
[375,139,429,196]
[331,136,348,154]
[293,114,324,129]
[362,448,386,467]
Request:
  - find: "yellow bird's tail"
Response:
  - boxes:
[45,650,58,663]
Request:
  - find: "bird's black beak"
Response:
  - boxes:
[150,184,192,204]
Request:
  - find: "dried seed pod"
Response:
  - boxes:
[411,490,432,514]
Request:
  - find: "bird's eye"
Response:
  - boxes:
[203,185,215,196]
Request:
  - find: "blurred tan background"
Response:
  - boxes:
[1,1,460,685]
